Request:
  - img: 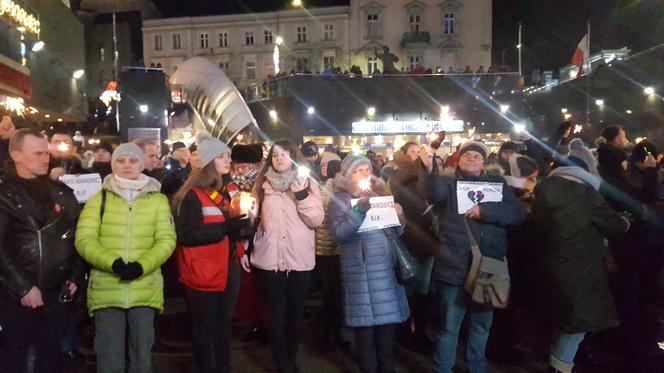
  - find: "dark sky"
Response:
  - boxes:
[151,0,664,73]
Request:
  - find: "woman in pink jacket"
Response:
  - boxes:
[250,139,324,373]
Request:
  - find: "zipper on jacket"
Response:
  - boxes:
[124,201,133,307]
[37,229,43,287]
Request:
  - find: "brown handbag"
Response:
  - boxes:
[462,217,511,309]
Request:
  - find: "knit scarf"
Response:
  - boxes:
[111,174,151,202]
[265,166,297,192]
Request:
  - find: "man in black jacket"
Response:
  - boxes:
[0,129,83,373]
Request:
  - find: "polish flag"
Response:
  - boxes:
[571,34,589,77]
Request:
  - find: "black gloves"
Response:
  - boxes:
[225,215,251,239]
[111,258,144,281]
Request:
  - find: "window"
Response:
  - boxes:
[323,56,335,70]
[200,33,209,48]
[99,46,105,61]
[297,26,307,43]
[409,55,422,70]
[172,34,181,50]
[219,32,228,47]
[264,30,273,44]
[219,62,229,71]
[366,12,381,38]
[409,15,421,32]
[443,13,456,35]
[154,35,162,51]
[323,24,335,41]
[245,31,255,45]
[296,58,308,72]
[367,57,378,74]
[245,62,256,79]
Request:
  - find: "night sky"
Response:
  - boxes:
[151,0,664,73]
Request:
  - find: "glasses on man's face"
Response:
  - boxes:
[460,153,484,161]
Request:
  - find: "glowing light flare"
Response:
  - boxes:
[297,166,310,178]
[514,123,526,133]
[57,142,70,152]
[367,107,376,117]
[573,125,583,134]
[72,69,85,79]
[238,192,256,215]
[644,87,655,96]
[31,40,44,52]
[564,113,572,120]
[273,45,280,74]
[0,95,26,116]
[500,105,509,113]
[595,99,605,106]
[139,104,148,113]
[358,178,371,192]
[269,110,278,120]
[561,108,568,114]
[292,0,303,6]
[307,106,315,114]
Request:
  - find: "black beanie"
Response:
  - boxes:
[600,126,622,143]
[232,144,263,163]
[171,141,186,152]
[499,141,519,154]
[97,142,114,155]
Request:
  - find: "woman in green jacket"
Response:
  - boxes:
[76,143,176,373]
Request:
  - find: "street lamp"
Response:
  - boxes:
[72,69,85,79]
[595,99,604,107]
[269,110,278,121]
[307,106,315,114]
[644,87,655,96]
[139,104,148,113]
[500,105,509,114]
[367,107,376,117]
[31,41,44,52]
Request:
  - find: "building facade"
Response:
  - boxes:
[142,6,350,86]
[349,0,492,74]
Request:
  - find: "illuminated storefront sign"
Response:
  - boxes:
[352,119,464,134]
[0,0,40,36]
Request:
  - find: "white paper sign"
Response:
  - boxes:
[350,195,401,233]
[456,181,503,215]
[59,173,103,203]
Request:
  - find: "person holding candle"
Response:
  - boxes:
[327,155,410,373]
[171,132,250,373]
[251,139,324,373]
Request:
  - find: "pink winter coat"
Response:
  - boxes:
[251,180,325,272]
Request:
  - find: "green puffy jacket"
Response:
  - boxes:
[75,175,176,315]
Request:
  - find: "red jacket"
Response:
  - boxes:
[177,187,244,291]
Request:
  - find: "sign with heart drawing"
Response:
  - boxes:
[456,181,504,215]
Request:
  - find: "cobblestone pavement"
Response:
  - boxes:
[63,296,653,373]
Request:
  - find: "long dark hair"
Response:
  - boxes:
[172,161,224,216]
[251,139,304,223]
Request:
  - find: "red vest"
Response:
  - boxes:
[177,187,244,292]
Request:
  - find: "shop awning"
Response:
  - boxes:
[169,57,257,143]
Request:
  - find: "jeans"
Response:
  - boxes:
[316,255,343,341]
[432,282,493,373]
[550,332,585,373]
[94,307,155,373]
[0,290,66,373]
[255,268,312,373]
[185,259,241,373]
[354,324,396,373]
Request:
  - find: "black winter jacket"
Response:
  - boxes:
[419,166,526,285]
[0,170,84,299]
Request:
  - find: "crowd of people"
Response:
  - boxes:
[0,118,663,373]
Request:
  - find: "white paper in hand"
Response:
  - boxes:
[456,181,503,215]
[350,195,401,233]
[59,173,103,203]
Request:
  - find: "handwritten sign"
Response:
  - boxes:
[456,181,503,215]
[59,173,102,203]
[350,195,401,233]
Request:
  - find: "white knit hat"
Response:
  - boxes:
[196,131,231,167]
[111,143,144,172]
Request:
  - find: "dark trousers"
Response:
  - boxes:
[316,255,343,341]
[0,290,66,373]
[255,268,312,373]
[354,324,396,373]
[185,260,241,373]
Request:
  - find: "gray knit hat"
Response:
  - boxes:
[333,155,372,193]
[459,141,489,160]
[111,143,145,172]
[196,131,231,167]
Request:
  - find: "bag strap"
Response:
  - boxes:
[463,216,482,258]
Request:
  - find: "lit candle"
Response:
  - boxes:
[358,178,371,192]
[239,192,255,215]
[57,142,70,152]
[297,165,310,178]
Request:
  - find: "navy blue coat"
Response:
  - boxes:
[419,167,526,286]
[328,191,410,327]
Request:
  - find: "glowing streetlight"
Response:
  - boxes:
[72,69,85,79]
[275,36,284,46]
[561,108,568,114]
[644,87,655,96]
[139,104,148,113]
[514,123,526,133]
[500,105,509,113]
[292,0,302,6]
[367,107,376,117]
[307,106,315,114]
[626,109,633,114]
[269,110,278,120]
[31,41,44,52]
[57,118,63,122]
[595,99,604,107]
[440,105,450,114]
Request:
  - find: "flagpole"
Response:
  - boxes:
[585,20,591,126]
[518,22,522,76]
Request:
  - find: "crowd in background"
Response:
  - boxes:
[0,114,663,373]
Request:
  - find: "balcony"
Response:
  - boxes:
[401,31,430,50]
